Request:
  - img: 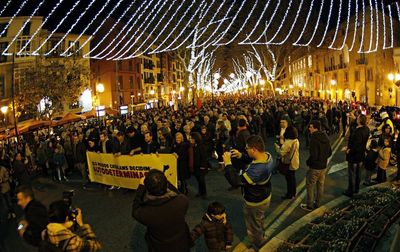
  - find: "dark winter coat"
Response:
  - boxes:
[191,214,233,251]
[132,184,191,252]
[172,142,190,180]
[72,142,87,163]
[306,131,332,170]
[23,200,49,247]
[347,125,370,163]
[13,160,30,185]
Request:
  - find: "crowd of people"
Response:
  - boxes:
[1,95,400,251]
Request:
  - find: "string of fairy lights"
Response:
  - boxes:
[0,0,399,59]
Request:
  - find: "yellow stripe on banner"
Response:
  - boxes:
[86,152,178,189]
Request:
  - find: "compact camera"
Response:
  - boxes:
[62,190,78,222]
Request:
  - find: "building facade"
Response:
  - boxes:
[0,16,91,120]
[286,8,400,106]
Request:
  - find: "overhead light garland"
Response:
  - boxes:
[0,0,398,58]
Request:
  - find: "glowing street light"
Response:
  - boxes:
[229,73,235,79]
[150,90,155,95]
[289,84,294,89]
[96,83,105,93]
[330,79,337,85]
[214,73,221,80]
[260,79,265,86]
[180,86,185,92]
[1,106,8,114]
[388,73,400,105]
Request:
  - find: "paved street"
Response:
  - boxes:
[4,133,398,252]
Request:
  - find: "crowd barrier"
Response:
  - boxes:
[86,152,177,189]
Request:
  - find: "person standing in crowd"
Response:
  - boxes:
[42,200,101,251]
[99,131,113,154]
[344,114,369,197]
[223,135,273,250]
[141,132,159,154]
[189,132,208,199]
[16,185,48,247]
[13,152,31,186]
[0,165,15,219]
[72,134,87,189]
[172,132,190,194]
[113,132,130,155]
[126,127,142,155]
[275,126,300,200]
[301,120,332,211]
[364,139,379,186]
[51,145,67,182]
[341,107,348,137]
[215,120,230,169]
[190,202,233,252]
[132,169,192,252]
[376,137,391,183]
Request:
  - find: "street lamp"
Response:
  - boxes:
[260,79,265,86]
[331,79,337,103]
[388,73,400,105]
[1,106,8,130]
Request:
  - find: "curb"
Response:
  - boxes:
[260,181,393,252]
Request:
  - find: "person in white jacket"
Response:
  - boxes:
[275,126,300,200]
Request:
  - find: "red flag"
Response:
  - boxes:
[197,98,202,109]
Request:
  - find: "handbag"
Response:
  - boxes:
[278,142,296,175]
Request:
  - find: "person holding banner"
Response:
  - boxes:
[141,132,159,154]
[172,133,190,195]
[99,132,113,154]
[132,169,192,252]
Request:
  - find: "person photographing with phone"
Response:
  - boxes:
[16,185,48,247]
[223,135,274,251]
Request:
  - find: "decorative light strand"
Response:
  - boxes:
[268,0,304,45]
[317,0,334,47]
[192,0,237,49]
[103,0,167,59]
[0,0,30,38]
[348,0,359,51]
[381,0,387,49]
[239,0,272,44]
[155,0,213,53]
[121,0,190,59]
[372,0,379,52]
[366,0,374,52]
[17,0,65,55]
[251,0,283,44]
[338,0,351,50]
[328,0,343,49]
[91,0,154,59]
[293,0,316,46]
[149,0,201,54]
[62,0,113,56]
[296,0,325,46]
[83,0,134,58]
[44,0,98,56]
[357,0,366,53]
[387,4,393,49]
[0,0,12,17]
[2,0,46,55]
[214,0,253,46]
[32,0,82,55]
[114,0,184,60]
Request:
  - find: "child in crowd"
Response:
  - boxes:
[191,202,234,252]
[376,137,391,183]
[364,139,378,186]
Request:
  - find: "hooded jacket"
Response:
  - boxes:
[306,131,332,170]
[132,184,192,252]
[190,213,233,251]
[224,153,273,206]
[43,222,101,252]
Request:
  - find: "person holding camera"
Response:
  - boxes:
[132,169,192,252]
[223,135,274,250]
[16,185,48,247]
[40,200,101,252]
